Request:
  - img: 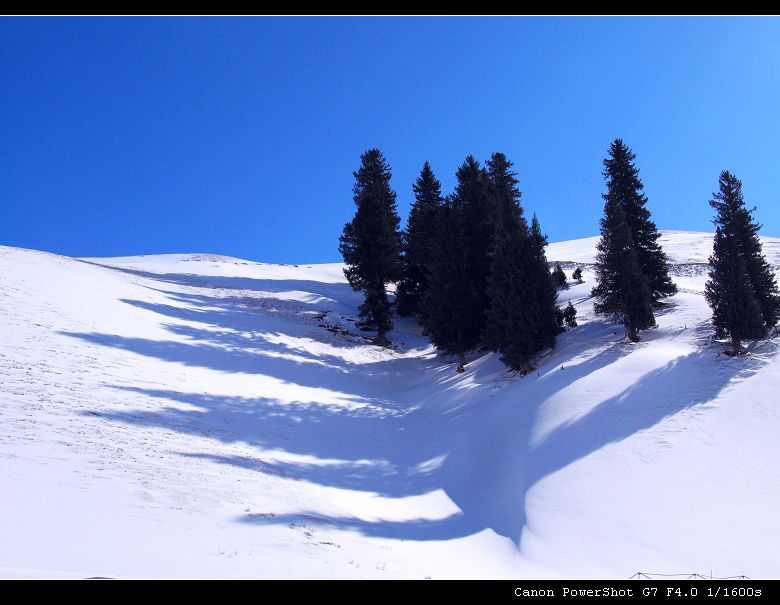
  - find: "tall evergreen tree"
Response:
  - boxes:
[527,215,562,351]
[396,162,444,318]
[454,156,498,331]
[530,213,548,253]
[422,197,482,372]
[705,227,766,353]
[338,149,402,346]
[483,229,537,372]
[592,198,655,342]
[486,152,528,237]
[602,139,676,301]
[708,171,780,330]
[572,267,583,283]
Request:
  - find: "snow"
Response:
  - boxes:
[1,231,779,579]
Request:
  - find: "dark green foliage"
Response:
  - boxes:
[396,161,444,318]
[572,267,583,283]
[454,155,498,332]
[554,307,565,332]
[593,197,655,342]
[486,152,528,237]
[562,302,578,327]
[483,230,537,372]
[483,214,561,373]
[530,212,548,252]
[708,171,780,331]
[602,139,676,301]
[422,197,482,372]
[338,149,402,346]
[527,215,562,351]
[552,263,568,289]
[705,227,766,353]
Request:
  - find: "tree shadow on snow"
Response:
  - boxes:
[80,261,357,311]
[63,277,774,546]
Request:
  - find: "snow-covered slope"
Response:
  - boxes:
[1,231,779,579]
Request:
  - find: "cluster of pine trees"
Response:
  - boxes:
[340,140,780,373]
[340,150,565,373]
[590,140,779,352]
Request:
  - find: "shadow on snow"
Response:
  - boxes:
[62,269,770,546]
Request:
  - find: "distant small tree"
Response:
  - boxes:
[552,263,568,289]
[572,267,583,283]
[339,149,402,346]
[562,302,578,328]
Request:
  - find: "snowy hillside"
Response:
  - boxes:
[1,231,779,579]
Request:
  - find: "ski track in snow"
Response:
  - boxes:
[1,231,779,578]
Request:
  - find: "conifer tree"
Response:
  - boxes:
[338,149,402,346]
[454,155,498,330]
[552,263,568,289]
[527,215,561,352]
[602,139,676,301]
[486,152,527,237]
[592,197,655,342]
[396,161,444,318]
[422,197,482,372]
[705,227,766,353]
[483,214,560,372]
[483,229,537,372]
[562,302,578,328]
[572,267,583,283]
[529,212,548,252]
[708,171,780,330]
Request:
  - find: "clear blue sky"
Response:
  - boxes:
[2,17,779,263]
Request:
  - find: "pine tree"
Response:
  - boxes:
[484,214,560,372]
[602,139,676,301]
[529,212,548,252]
[422,197,482,372]
[454,155,498,331]
[705,227,766,353]
[338,149,402,346]
[708,171,780,330]
[552,263,568,289]
[396,161,444,318]
[483,229,537,372]
[572,267,583,283]
[562,302,578,328]
[592,197,655,342]
[527,215,561,352]
[486,152,528,237]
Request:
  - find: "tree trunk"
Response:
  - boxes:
[628,326,640,342]
[375,329,387,347]
[456,351,465,373]
[731,334,742,355]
